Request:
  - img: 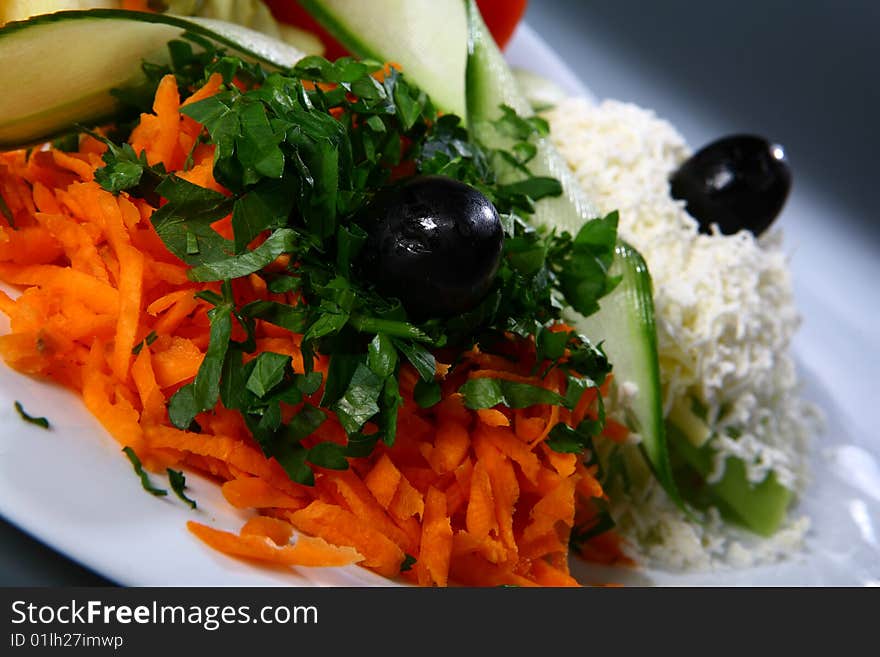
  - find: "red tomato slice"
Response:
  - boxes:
[476,0,528,49]
[262,1,350,60]
[263,0,527,56]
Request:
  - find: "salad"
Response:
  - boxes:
[0,0,817,584]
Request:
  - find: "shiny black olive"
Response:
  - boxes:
[669,135,792,236]
[360,175,504,318]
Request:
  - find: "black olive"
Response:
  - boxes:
[360,175,504,318]
[669,135,792,236]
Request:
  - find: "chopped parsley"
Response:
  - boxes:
[167,468,197,509]
[13,401,50,430]
[131,331,158,356]
[0,192,12,225]
[400,554,417,573]
[122,446,168,497]
[570,500,616,549]
[459,378,569,410]
[95,42,619,486]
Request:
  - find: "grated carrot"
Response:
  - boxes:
[0,71,626,587]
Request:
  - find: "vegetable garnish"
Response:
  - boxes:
[0,192,12,224]
[13,400,50,430]
[131,330,158,355]
[122,447,168,497]
[89,43,618,483]
[168,468,197,509]
[0,38,629,585]
[400,553,417,572]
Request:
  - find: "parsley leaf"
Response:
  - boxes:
[306,442,349,470]
[122,446,167,497]
[458,378,569,410]
[167,469,197,509]
[413,379,442,409]
[400,554,417,572]
[131,331,158,356]
[245,352,291,398]
[188,227,298,282]
[285,403,327,442]
[90,46,624,482]
[0,192,13,225]
[367,333,397,378]
[93,142,148,192]
[13,401,50,430]
[150,176,234,265]
[393,339,436,382]
[570,500,616,547]
[545,420,602,454]
[554,211,622,317]
[332,363,383,435]
[168,281,234,429]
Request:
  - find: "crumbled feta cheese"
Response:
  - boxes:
[544,98,821,569]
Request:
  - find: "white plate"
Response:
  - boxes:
[1,24,878,587]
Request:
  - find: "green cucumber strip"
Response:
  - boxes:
[575,243,685,510]
[667,423,793,536]
[298,0,468,119]
[0,9,306,148]
[668,394,712,448]
[462,0,681,508]
[464,0,599,235]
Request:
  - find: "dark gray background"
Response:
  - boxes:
[525,0,878,245]
[1,0,877,585]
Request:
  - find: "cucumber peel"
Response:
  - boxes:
[576,243,686,510]
[464,0,599,234]
[667,422,793,536]
[0,9,306,148]
[297,0,468,119]
[461,0,684,510]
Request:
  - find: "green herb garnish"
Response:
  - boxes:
[0,192,13,225]
[93,45,620,486]
[122,446,168,497]
[167,468,197,509]
[13,401,50,430]
[570,500,616,548]
[131,331,158,355]
[400,554,417,573]
[459,378,569,410]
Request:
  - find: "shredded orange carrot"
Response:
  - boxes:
[363,453,402,508]
[0,71,627,587]
[465,459,498,541]
[414,487,453,586]
[187,520,363,567]
[130,348,165,425]
[476,408,510,427]
[289,501,404,578]
[427,419,469,474]
[222,477,309,510]
[240,515,295,545]
[111,245,144,381]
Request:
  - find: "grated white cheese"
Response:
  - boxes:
[544,98,821,569]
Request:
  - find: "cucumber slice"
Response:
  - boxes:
[577,243,684,508]
[464,0,599,234]
[462,0,681,507]
[667,423,793,536]
[186,0,325,55]
[0,1,116,24]
[0,9,306,148]
[298,0,467,119]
